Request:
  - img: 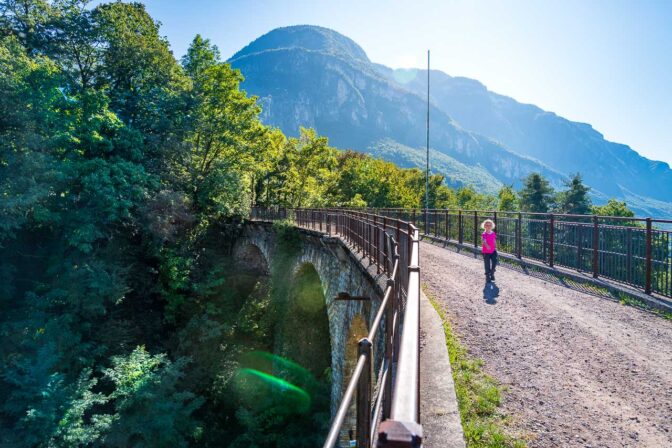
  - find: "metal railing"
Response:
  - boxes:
[249,207,423,447]
[374,208,672,299]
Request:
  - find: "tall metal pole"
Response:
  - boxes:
[425,50,430,233]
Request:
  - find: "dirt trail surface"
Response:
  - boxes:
[421,242,672,448]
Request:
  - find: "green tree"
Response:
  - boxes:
[497,184,518,211]
[0,0,51,53]
[592,199,634,217]
[179,34,265,217]
[519,172,555,212]
[430,175,457,209]
[94,1,190,159]
[181,33,220,80]
[45,0,103,90]
[278,128,338,207]
[592,199,636,225]
[101,347,204,447]
[456,185,497,210]
[557,173,592,214]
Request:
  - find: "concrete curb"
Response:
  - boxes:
[420,290,466,448]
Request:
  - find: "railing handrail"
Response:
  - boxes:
[373,207,672,224]
[373,207,672,299]
[390,226,420,423]
[249,207,423,448]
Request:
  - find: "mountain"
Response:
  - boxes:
[229,26,566,190]
[375,67,672,214]
[229,25,672,217]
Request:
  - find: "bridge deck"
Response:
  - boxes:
[421,241,672,447]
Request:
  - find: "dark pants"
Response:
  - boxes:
[483,251,498,277]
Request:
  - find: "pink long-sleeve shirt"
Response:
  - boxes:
[482,231,497,254]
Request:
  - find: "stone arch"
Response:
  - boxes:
[229,242,272,311]
[233,242,270,276]
[278,262,332,380]
[240,222,387,417]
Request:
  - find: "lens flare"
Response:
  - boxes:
[234,367,311,414]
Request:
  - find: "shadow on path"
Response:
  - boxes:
[483,282,499,304]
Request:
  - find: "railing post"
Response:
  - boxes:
[357,338,373,448]
[396,219,401,248]
[626,227,632,284]
[369,220,374,267]
[517,212,522,258]
[576,225,582,271]
[383,216,388,272]
[374,215,380,274]
[473,211,478,248]
[458,210,463,245]
[430,210,434,236]
[542,220,547,262]
[549,214,555,267]
[645,218,652,294]
[445,210,449,240]
[407,223,413,262]
[592,215,599,278]
[424,208,428,235]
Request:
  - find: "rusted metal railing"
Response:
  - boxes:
[250,207,423,447]
[375,208,672,299]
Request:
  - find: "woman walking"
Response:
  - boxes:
[481,219,498,282]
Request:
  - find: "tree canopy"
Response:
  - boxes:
[557,173,592,214]
[518,172,556,213]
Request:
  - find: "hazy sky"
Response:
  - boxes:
[121,0,672,165]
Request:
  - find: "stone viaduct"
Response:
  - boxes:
[233,221,387,415]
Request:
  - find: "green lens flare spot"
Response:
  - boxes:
[235,367,311,414]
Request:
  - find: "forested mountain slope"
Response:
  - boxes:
[230,25,672,217]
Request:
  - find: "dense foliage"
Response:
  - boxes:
[0,1,334,445]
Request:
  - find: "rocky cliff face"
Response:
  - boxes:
[230,25,672,216]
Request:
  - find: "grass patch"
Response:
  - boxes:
[425,288,527,448]
[617,293,672,320]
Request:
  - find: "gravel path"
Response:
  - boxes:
[421,241,672,448]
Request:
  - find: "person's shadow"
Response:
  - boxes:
[483,281,500,304]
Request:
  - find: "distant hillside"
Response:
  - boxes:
[377,67,672,209]
[366,139,502,195]
[229,25,672,217]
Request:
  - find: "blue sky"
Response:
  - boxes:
[119,0,671,165]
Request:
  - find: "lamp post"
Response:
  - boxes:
[425,50,430,234]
